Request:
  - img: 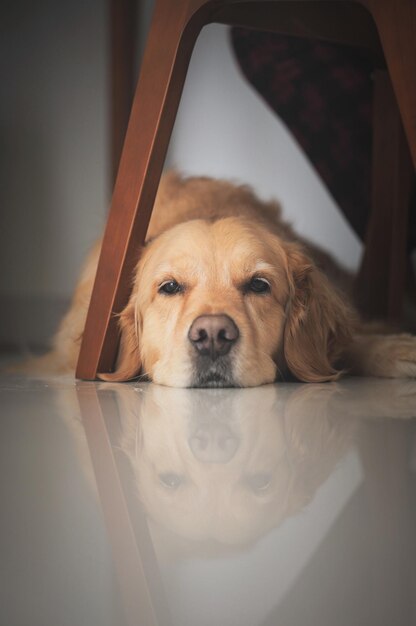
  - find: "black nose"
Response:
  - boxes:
[188,315,239,359]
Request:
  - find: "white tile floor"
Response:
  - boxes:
[1,371,415,626]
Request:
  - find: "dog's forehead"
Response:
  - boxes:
[145,218,285,273]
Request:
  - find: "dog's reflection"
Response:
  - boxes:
[110,383,358,549]
[73,379,416,557]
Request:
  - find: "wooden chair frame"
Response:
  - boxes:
[76,0,416,380]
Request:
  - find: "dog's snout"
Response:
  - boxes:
[188,315,239,359]
[189,423,240,463]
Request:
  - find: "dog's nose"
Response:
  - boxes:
[189,424,240,463]
[188,315,239,359]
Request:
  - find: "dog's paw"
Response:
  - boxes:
[350,333,416,379]
[376,334,416,378]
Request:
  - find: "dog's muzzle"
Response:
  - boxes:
[188,314,239,387]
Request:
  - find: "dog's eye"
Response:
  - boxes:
[158,472,184,490]
[246,277,271,294]
[158,280,182,295]
[243,473,272,492]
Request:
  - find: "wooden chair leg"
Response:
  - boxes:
[354,71,413,322]
[363,0,416,167]
[352,0,416,322]
[76,0,212,379]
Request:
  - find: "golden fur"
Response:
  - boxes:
[31,171,416,387]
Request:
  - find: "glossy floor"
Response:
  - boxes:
[1,373,416,626]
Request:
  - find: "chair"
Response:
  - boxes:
[76,0,416,380]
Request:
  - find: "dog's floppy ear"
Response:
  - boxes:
[98,300,142,382]
[282,244,355,382]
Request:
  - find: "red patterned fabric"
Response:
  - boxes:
[231,28,374,241]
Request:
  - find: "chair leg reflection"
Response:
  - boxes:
[76,383,171,626]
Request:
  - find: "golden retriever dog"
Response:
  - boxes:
[32,171,416,387]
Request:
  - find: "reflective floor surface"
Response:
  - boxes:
[1,373,416,626]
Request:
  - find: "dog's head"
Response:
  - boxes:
[100,217,353,387]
